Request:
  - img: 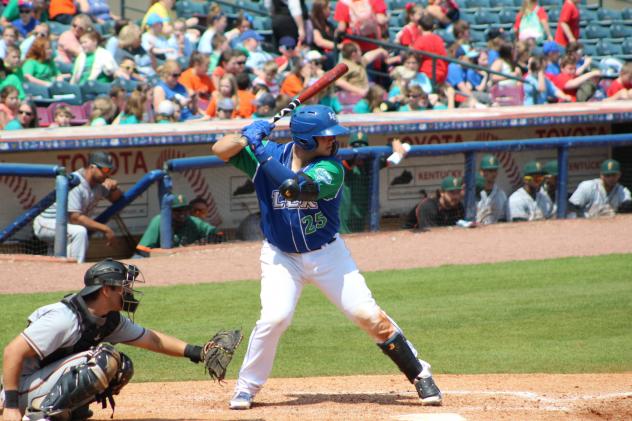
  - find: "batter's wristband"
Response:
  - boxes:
[3,390,19,409]
[184,344,203,363]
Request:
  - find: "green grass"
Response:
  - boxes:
[1,254,631,382]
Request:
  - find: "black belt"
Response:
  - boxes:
[314,237,336,251]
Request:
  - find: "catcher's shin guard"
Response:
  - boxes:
[33,344,122,418]
[109,352,134,395]
[378,332,423,384]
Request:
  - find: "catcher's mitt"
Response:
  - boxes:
[202,329,243,382]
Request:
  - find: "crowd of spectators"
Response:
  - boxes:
[0,0,631,131]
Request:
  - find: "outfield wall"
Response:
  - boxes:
[1,101,631,237]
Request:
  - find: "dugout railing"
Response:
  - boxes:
[2,133,632,256]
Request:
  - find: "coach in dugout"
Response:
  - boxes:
[33,151,122,263]
[568,159,632,218]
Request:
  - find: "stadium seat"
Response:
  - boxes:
[580,10,598,26]
[469,29,486,44]
[48,21,70,36]
[176,0,207,18]
[56,60,74,74]
[547,8,560,23]
[176,56,189,70]
[473,10,499,27]
[609,24,632,40]
[23,83,55,106]
[498,9,515,25]
[622,39,632,55]
[35,106,52,127]
[597,9,623,24]
[459,10,476,25]
[596,42,623,57]
[50,81,84,105]
[622,8,632,21]
[538,0,558,6]
[583,44,597,57]
[491,84,524,106]
[463,0,491,9]
[493,0,516,11]
[252,16,272,31]
[80,81,112,101]
[584,24,610,40]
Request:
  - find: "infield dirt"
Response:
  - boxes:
[2,216,632,420]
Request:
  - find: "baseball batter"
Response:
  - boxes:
[212,105,442,410]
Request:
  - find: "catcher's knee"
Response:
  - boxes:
[34,344,123,415]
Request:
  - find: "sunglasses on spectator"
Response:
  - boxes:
[72,24,86,30]
[171,72,181,77]
[19,9,31,13]
[19,109,33,116]
[123,65,135,71]
[96,165,112,175]
[235,60,246,65]
[408,94,422,98]
[36,32,47,38]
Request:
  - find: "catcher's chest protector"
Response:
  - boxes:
[41,295,121,366]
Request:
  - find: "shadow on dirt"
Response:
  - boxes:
[256,392,421,408]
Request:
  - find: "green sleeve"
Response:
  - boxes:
[138,215,161,248]
[190,216,216,238]
[304,159,344,200]
[353,100,370,114]
[22,60,37,76]
[50,61,59,77]
[0,74,25,99]
[227,144,259,179]
[2,0,19,21]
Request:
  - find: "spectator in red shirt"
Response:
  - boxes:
[514,0,553,43]
[334,0,388,53]
[396,3,423,47]
[552,55,600,102]
[412,13,448,84]
[606,62,632,100]
[555,0,580,47]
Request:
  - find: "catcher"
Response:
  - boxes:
[0,258,241,421]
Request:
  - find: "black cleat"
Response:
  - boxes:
[415,376,442,406]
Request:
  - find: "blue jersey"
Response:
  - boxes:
[229,141,344,253]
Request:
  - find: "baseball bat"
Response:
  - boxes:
[271,63,349,123]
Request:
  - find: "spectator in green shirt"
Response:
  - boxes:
[134,194,218,257]
[119,89,147,124]
[0,46,25,99]
[0,0,20,26]
[22,37,65,86]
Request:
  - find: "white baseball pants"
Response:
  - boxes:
[33,216,88,263]
[234,235,399,396]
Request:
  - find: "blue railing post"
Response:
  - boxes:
[53,173,69,257]
[557,146,569,219]
[464,151,477,221]
[368,154,381,231]
[159,174,173,249]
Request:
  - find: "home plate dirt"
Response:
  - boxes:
[2,216,632,420]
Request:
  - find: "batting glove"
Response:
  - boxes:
[241,120,275,162]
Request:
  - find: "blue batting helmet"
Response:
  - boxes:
[290,105,349,151]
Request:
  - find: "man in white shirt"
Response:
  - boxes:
[476,154,508,224]
[508,160,552,221]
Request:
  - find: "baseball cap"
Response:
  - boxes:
[279,36,297,49]
[349,131,369,147]
[88,151,115,172]
[238,29,264,43]
[157,100,175,116]
[441,175,462,191]
[146,13,165,26]
[544,160,558,177]
[172,193,189,209]
[600,159,621,175]
[254,92,276,108]
[543,41,562,55]
[217,98,235,111]
[523,160,545,176]
[599,57,624,78]
[480,154,499,170]
[18,0,33,9]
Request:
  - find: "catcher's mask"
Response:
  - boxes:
[80,258,144,316]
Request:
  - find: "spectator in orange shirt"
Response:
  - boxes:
[205,73,238,118]
[281,57,304,97]
[606,62,632,101]
[49,0,87,25]
[554,0,580,47]
[179,52,214,100]
[552,55,600,102]
[235,72,256,119]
